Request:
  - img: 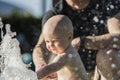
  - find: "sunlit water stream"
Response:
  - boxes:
[0,18,37,80]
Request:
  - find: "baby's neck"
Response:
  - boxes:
[59,45,73,55]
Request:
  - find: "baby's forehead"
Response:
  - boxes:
[43,24,68,36]
[44,16,71,30]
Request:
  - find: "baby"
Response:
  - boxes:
[36,15,89,80]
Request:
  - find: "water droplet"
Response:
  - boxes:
[106,50,112,54]
[111,64,116,68]
[68,54,73,58]
[109,57,112,61]
[93,16,99,22]
[74,67,79,71]
[113,37,119,42]
[112,44,118,48]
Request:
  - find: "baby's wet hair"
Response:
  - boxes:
[43,15,73,37]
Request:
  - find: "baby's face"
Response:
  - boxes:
[44,32,70,54]
[43,15,73,54]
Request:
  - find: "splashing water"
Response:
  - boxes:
[0,18,37,80]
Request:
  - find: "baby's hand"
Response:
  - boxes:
[47,72,57,79]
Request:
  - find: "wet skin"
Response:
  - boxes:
[36,15,89,80]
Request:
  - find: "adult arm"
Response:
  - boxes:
[33,31,51,71]
[32,10,56,71]
[85,12,120,50]
[72,12,120,50]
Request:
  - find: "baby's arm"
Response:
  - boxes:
[36,54,68,79]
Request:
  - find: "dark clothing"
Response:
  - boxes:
[42,0,120,72]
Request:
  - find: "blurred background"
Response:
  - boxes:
[0,0,59,71]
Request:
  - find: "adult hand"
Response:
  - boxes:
[71,37,80,50]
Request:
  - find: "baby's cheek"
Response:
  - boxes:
[54,42,61,47]
[46,44,50,51]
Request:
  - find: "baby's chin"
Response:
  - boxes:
[51,50,63,54]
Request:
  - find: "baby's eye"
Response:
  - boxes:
[52,40,58,43]
[45,41,49,43]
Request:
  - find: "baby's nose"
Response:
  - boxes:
[49,42,54,46]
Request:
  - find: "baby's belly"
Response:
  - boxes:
[57,66,81,80]
[57,67,71,80]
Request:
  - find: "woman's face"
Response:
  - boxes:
[66,0,90,10]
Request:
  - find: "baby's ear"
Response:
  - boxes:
[68,35,73,40]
